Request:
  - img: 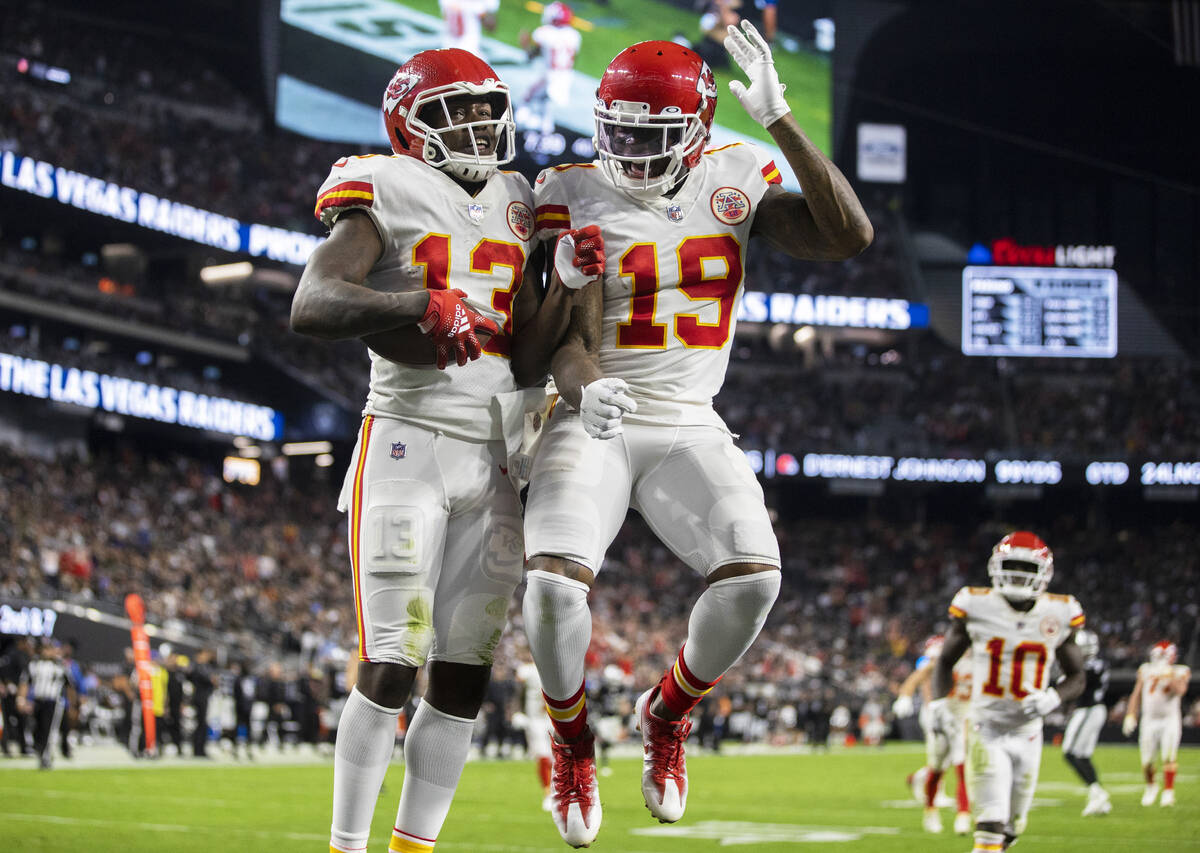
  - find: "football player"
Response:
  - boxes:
[1123,640,1191,807]
[291,48,602,853]
[519,22,872,848]
[1061,628,1112,816]
[515,652,555,812]
[892,634,973,834]
[931,532,1087,853]
[518,2,581,136]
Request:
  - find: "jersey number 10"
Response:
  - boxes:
[981,637,1049,700]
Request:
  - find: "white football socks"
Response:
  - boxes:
[683,572,781,682]
[391,700,476,850]
[522,570,592,701]
[330,687,401,852]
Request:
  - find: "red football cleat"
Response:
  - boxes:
[636,687,692,823]
[549,727,602,847]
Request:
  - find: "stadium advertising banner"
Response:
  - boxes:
[0,351,283,441]
[738,291,928,330]
[0,152,321,266]
[743,450,1200,496]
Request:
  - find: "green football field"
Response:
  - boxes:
[393,0,833,154]
[2,745,1197,851]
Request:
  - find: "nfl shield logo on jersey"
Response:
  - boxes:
[468,203,485,223]
[666,203,684,222]
[391,441,406,460]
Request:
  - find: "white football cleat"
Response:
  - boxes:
[922,807,943,834]
[954,810,972,834]
[1142,784,1160,807]
[1160,789,1176,807]
[636,688,692,823]
[549,729,602,847]
[1082,788,1111,817]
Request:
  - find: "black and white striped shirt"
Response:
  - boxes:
[24,658,70,704]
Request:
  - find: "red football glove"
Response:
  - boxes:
[417,288,500,370]
[554,224,606,290]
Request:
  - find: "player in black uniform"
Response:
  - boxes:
[1061,629,1111,816]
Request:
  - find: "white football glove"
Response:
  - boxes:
[580,377,637,440]
[891,695,915,718]
[1020,688,1061,719]
[724,20,790,129]
[553,225,605,290]
[1122,714,1137,737]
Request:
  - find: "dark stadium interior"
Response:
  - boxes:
[1,0,1197,833]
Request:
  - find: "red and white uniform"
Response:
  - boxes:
[315,154,534,666]
[439,0,498,55]
[531,23,581,106]
[517,662,552,760]
[1137,660,1190,765]
[948,586,1085,828]
[523,144,784,576]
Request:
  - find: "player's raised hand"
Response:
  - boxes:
[580,377,637,439]
[891,695,914,718]
[724,20,790,129]
[418,288,500,370]
[554,224,606,290]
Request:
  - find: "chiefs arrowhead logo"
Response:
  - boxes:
[383,70,420,114]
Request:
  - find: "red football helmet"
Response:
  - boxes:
[1150,641,1178,665]
[593,40,718,198]
[543,1,572,26]
[987,531,1054,602]
[382,48,515,182]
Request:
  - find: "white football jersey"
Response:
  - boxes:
[315,154,536,442]
[918,640,973,705]
[1137,662,1190,720]
[533,143,784,428]
[948,586,1085,728]
[532,24,581,71]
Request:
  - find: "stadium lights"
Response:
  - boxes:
[315,453,335,467]
[199,261,253,284]
[232,436,254,448]
[238,445,262,459]
[282,440,333,456]
[793,325,815,345]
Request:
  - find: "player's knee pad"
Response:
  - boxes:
[706,570,781,627]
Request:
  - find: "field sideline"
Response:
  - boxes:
[1,744,1196,851]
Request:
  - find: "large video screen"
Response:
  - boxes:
[276,0,834,191]
[961,266,1118,358]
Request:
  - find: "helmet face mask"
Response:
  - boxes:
[593,41,717,200]
[987,532,1054,603]
[383,50,516,184]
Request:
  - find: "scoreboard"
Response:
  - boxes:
[961,266,1118,358]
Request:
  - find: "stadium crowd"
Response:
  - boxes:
[2,437,1197,757]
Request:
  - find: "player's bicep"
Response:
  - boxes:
[938,619,970,671]
[308,211,384,287]
[512,242,546,329]
[1056,636,1084,677]
[751,186,853,262]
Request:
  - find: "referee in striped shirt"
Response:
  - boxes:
[17,641,77,770]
